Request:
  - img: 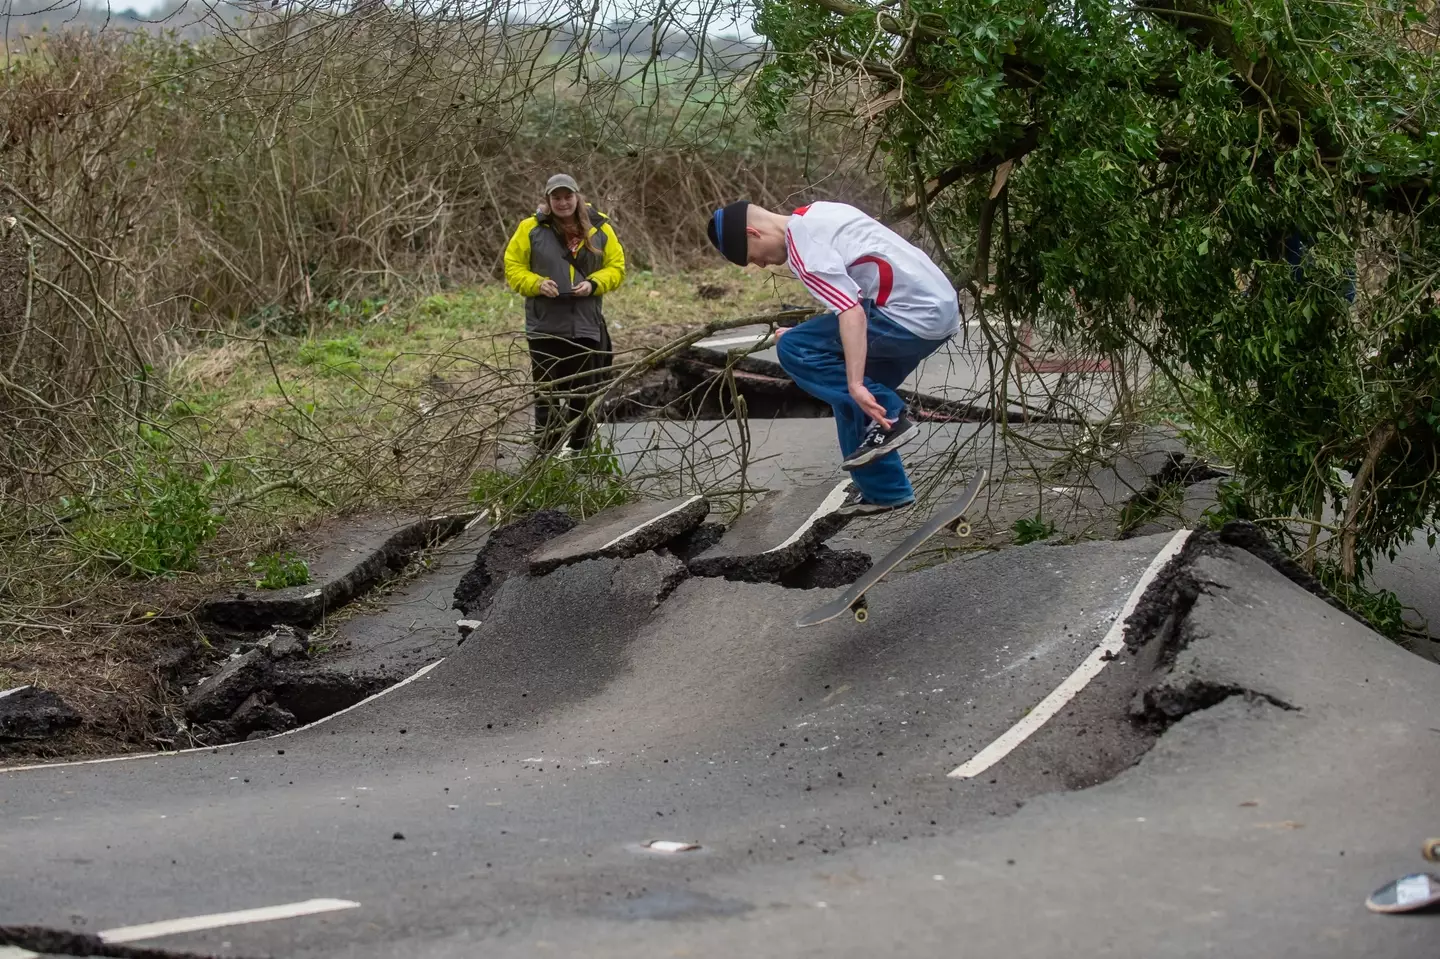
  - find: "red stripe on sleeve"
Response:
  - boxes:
[786,231,858,312]
[849,255,894,307]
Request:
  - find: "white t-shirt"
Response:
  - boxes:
[785,202,961,340]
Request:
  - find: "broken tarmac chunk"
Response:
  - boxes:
[185,649,274,724]
[1122,476,1227,539]
[229,690,297,739]
[186,643,394,740]
[262,624,311,660]
[0,686,81,742]
[454,510,576,617]
[1071,427,1226,511]
[687,480,853,582]
[529,496,710,575]
[200,510,482,630]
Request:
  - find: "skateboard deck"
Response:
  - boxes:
[795,469,988,627]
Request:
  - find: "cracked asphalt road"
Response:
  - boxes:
[2,533,1437,958]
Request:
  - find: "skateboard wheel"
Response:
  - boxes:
[854,607,868,623]
[1424,838,1440,862]
[950,520,971,538]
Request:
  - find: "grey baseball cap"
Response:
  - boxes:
[544,173,580,195]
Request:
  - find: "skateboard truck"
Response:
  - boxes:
[794,470,988,629]
[851,595,869,623]
[847,514,971,623]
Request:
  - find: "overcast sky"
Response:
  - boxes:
[80,0,756,34]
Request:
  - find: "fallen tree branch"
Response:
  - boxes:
[221,476,333,510]
[0,370,58,411]
[0,619,72,635]
[1340,423,1396,580]
[973,159,1015,287]
[884,126,1040,223]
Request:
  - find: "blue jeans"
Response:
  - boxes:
[775,302,948,505]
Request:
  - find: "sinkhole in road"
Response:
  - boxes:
[602,350,1012,425]
[606,355,832,421]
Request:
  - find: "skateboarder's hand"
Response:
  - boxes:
[849,382,894,428]
[572,279,594,297]
[539,278,560,298]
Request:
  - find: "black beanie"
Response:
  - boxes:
[707,201,751,266]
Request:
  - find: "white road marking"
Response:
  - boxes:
[643,839,700,853]
[0,946,39,958]
[763,480,852,554]
[597,495,704,552]
[947,528,1192,779]
[99,898,360,944]
[0,660,445,774]
[0,684,30,700]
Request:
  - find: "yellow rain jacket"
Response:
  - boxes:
[504,205,625,342]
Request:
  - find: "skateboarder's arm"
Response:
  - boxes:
[785,222,890,424]
[839,304,892,428]
[838,304,868,386]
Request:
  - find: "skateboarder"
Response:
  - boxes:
[707,201,961,515]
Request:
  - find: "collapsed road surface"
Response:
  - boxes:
[1,512,1437,958]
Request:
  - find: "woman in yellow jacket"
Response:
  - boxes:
[504,173,626,457]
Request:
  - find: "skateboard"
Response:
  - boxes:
[795,469,988,627]
[1364,838,1440,914]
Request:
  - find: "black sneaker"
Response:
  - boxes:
[834,484,914,517]
[842,412,920,471]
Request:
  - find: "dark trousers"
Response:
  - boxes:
[775,302,947,505]
[527,333,612,452]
